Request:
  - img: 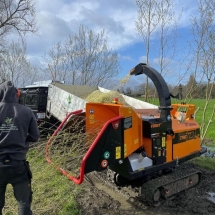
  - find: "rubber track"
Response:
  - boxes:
[87,164,202,208]
[140,165,202,205]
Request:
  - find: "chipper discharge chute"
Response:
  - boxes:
[46,63,207,205]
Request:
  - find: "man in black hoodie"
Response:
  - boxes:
[0,81,40,215]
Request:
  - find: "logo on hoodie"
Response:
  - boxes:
[5,117,13,125]
[0,117,18,132]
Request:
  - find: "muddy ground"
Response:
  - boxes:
[75,163,215,215]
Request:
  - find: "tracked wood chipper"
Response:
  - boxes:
[46,63,207,205]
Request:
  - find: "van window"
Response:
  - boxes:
[25,94,38,106]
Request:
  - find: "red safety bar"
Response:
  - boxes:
[46,110,123,185]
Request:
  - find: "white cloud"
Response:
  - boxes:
[119,54,134,61]
[138,56,147,64]
[22,0,141,57]
[25,11,71,55]
[5,0,200,82]
[59,1,100,21]
[26,0,198,55]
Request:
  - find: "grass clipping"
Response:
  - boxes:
[85,90,129,105]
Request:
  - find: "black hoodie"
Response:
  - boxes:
[0,81,40,160]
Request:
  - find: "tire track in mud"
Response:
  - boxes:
[79,171,167,215]
[86,172,145,214]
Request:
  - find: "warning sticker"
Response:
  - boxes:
[158,149,161,157]
[116,146,121,159]
[89,115,94,124]
[162,137,166,147]
[124,144,127,156]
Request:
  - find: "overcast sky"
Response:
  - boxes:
[22,0,199,86]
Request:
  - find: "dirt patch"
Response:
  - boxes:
[75,163,215,215]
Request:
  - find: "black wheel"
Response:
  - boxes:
[114,173,127,186]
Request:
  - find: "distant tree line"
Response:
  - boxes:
[120,73,215,99]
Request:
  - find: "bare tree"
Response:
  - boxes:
[135,0,162,101]
[0,42,40,86]
[46,25,120,88]
[135,0,182,101]
[151,0,183,101]
[190,0,215,142]
[135,1,193,102]
[0,0,37,46]
[155,0,181,76]
[47,42,70,83]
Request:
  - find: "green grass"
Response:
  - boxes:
[191,156,215,171]
[191,99,215,142]
[137,97,215,143]
[3,143,82,215]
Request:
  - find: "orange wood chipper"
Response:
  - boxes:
[46,63,207,205]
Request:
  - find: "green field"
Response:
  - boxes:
[137,97,215,143]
